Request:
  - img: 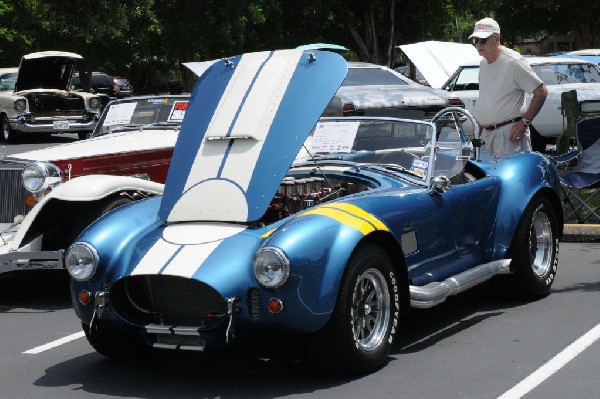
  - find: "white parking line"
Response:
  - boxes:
[498,322,600,399]
[22,331,85,354]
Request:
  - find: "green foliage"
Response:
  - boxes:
[0,0,598,93]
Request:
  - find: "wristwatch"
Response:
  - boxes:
[522,117,531,127]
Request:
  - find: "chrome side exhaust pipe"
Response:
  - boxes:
[409,259,512,309]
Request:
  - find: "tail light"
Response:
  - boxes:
[447,97,465,108]
[342,102,357,116]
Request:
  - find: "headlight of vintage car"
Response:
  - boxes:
[253,247,290,289]
[65,243,99,281]
[88,96,101,109]
[14,98,26,112]
[22,161,62,194]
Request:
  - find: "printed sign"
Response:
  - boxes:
[168,101,189,122]
[103,102,138,126]
[310,121,360,153]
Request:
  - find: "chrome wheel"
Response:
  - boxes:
[350,268,391,352]
[529,210,553,278]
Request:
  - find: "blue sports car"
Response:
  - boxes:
[66,49,562,375]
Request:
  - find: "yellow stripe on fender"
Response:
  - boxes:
[320,203,389,232]
[301,202,389,235]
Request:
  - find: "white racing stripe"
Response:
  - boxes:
[22,331,85,354]
[498,322,600,398]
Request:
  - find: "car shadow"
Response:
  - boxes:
[30,281,536,398]
[0,270,71,313]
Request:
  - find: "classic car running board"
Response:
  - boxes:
[409,259,512,309]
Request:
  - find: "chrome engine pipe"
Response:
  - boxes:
[409,259,512,309]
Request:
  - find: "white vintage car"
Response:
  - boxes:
[0,94,189,274]
[400,42,600,151]
[0,51,103,142]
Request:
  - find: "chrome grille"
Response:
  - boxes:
[0,167,30,223]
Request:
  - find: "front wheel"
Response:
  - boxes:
[308,244,400,375]
[1,114,18,142]
[82,322,148,358]
[493,195,559,299]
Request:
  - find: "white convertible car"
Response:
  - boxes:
[400,41,600,151]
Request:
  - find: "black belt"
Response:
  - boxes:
[482,117,522,131]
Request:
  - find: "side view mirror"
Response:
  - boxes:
[429,175,451,194]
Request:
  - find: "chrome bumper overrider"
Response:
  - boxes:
[409,259,513,309]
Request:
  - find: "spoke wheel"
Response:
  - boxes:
[308,244,400,375]
[351,268,390,352]
[492,195,559,299]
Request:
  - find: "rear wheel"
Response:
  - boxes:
[78,131,89,140]
[493,195,559,298]
[308,244,400,375]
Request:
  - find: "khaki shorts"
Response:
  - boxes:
[481,123,531,157]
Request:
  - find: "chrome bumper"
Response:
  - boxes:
[9,114,97,133]
[0,249,64,273]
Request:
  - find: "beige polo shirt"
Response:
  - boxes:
[475,47,543,126]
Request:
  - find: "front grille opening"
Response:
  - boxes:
[0,167,30,223]
[110,275,227,328]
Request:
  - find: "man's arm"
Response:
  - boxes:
[510,83,548,141]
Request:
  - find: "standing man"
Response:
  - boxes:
[470,17,548,156]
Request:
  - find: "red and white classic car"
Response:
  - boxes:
[0,94,189,273]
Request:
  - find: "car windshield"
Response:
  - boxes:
[532,63,600,85]
[341,67,409,87]
[296,116,472,184]
[93,96,189,136]
[0,72,17,91]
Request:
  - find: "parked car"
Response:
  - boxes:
[323,61,463,119]
[399,41,600,152]
[65,49,562,375]
[0,94,189,274]
[112,76,133,98]
[0,67,18,91]
[443,57,600,151]
[0,51,102,142]
[71,71,117,97]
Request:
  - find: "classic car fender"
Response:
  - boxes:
[8,174,164,251]
[261,203,396,324]
[484,152,562,258]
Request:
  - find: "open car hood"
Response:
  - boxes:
[159,49,347,223]
[398,41,481,88]
[15,51,83,92]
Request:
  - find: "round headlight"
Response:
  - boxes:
[253,247,290,289]
[65,243,98,281]
[14,98,26,112]
[22,161,61,193]
[89,96,101,109]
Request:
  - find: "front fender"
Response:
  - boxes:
[9,175,164,250]
[262,205,390,330]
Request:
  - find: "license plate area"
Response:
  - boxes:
[53,121,69,130]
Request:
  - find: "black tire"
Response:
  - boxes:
[1,114,18,142]
[78,131,89,140]
[82,322,147,358]
[493,195,559,299]
[307,244,400,375]
[100,196,133,215]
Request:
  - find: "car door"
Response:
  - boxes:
[443,66,480,115]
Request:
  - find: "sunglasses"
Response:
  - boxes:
[472,35,497,45]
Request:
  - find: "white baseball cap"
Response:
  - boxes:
[468,17,500,39]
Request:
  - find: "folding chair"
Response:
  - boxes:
[555,116,600,223]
